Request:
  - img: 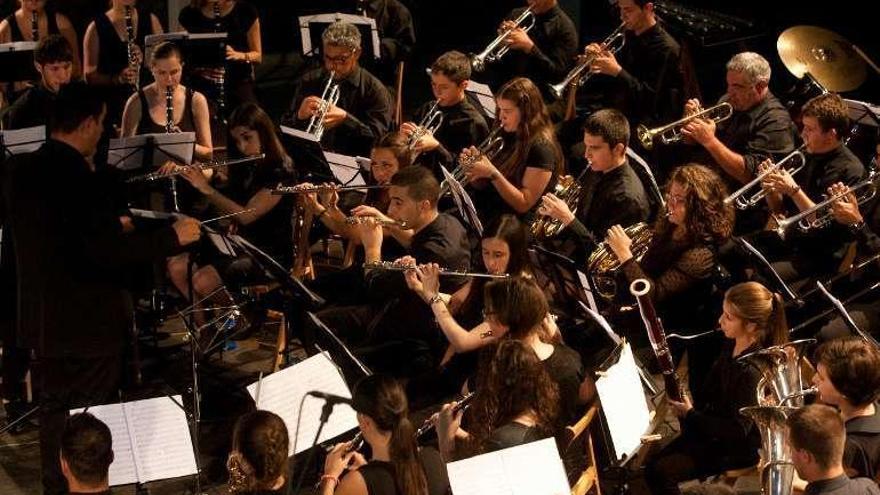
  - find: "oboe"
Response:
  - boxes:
[364,260,509,279]
[124,6,139,90]
[212,1,227,118]
[630,279,684,402]
[30,10,38,42]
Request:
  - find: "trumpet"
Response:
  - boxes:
[773,172,879,239]
[306,71,340,140]
[124,6,140,90]
[446,124,506,190]
[30,10,38,42]
[344,216,409,229]
[271,184,391,195]
[724,145,808,210]
[471,8,535,72]
[363,261,509,279]
[406,100,444,152]
[549,23,626,100]
[126,154,264,183]
[636,102,733,150]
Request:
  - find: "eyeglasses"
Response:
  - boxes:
[323,52,354,64]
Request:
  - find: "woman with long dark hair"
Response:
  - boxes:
[227,410,289,494]
[645,281,789,495]
[436,339,560,459]
[321,375,448,495]
[461,77,564,225]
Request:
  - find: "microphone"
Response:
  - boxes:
[306,391,352,405]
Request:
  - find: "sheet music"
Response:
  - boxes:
[355,155,372,172]
[324,151,367,187]
[207,232,236,257]
[440,165,483,236]
[0,41,37,52]
[465,80,497,119]
[575,270,599,314]
[595,343,652,462]
[0,125,45,154]
[280,125,320,143]
[843,98,880,127]
[446,438,570,495]
[299,13,380,58]
[71,403,138,486]
[129,208,178,221]
[246,352,358,456]
[71,395,197,486]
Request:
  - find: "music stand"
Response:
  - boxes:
[465,79,497,121]
[323,150,370,187]
[279,125,337,183]
[109,132,196,212]
[844,98,880,128]
[440,164,483,236]
[144,32,227,67]
[0,125,45,159]
[298,13,380,60]
[0,42,38,82]
[734,236,803,305]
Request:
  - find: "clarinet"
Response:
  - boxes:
[165,86,180,211]
[630,279,684,402]
[213,1,227,119]
[124,6,140,90]
[30,10,38,42]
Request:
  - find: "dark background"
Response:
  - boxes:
[3,0,878,117]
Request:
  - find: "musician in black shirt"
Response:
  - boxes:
[0,0,81,78]
[538,109,650,263]
[401,51,489,173]
[287,21,392,157]
[356,0,416,87]
[485,0,578,101]
[1,35,72,130]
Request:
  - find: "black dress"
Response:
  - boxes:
[4,8,60,41]
[356,447,449,495]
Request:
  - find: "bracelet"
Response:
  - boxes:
[320,474,339,489]
[429,294,444,305]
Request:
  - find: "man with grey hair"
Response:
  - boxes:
[681,51,796,193]
[287,21,392,157]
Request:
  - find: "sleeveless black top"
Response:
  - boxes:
[135,88,195,135]
[5,9,59,42]
[94,7,151,77]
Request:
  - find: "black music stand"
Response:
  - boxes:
[108,132,196,212]
[734,236,803,305]
[279,125,337,183]
[0,41,39,82]
[298,13,380,59]
[0,125,45,159]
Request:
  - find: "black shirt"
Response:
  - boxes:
[1,84,55,130]
[489,5,578,99]
[4,9,59,42]
[413,97,490,173]
[805,474,880,495]
[843,406,880,481]
[357,447,449,495]
[565,161,651,260]
[487,422,546,452]
[134,88,196,135]
[2,139,180,357]
[287,66,392,157]
[543,344,586,425]
[359,0,416,85]
[178,2,259,84]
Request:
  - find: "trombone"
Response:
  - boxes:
[471,8,535,72]
[636,102,733,150]
[306,71,340,141]
[724,145,808,210]
[364,261,509,279]
[773,171,878,239]
[549,23,626,100]
[406,100,444,152]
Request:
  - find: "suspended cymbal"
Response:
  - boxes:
[777,25,866,92]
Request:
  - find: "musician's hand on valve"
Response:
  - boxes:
[119,215,134,234]
[505,27,534,53]
[323,442,357,480]
[351,205,392,224]
[297,96,322,120]
[225,45,247,62]
[322,103,348,129]
[296,182,321,213]
[415,131,440,153]
[764,169,799,197]
[416,263,442,304]
[357,219,384,258]
[464,152,498,182]
[681,118,716,146]
[684,98,701,117]
[172,216,202,246]
[539,193,576,226]
[606,225,633,264]
[829,183,864,226]
[668,394,693,418]
[591,49,622,77]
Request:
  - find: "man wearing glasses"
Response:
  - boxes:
[287,21,392,157]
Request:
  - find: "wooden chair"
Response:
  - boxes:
[562,404,602,495]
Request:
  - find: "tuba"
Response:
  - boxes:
[738,339,817,407]
[740,405,798,495]
[587,222,653,299]
[529,175,583,241]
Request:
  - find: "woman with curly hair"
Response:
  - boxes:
[320,375,448,495]
[605,163,734,332]
[436,339,561,460]
[226,410,289,494]
[461,77,564,226]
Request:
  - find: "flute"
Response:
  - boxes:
[126,154,264,182]
[344,216,408,229]
[271,184,390,195]
[364,261,509,279]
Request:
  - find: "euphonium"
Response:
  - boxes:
[406,99,444,152]
[636,102,733,150]
[471,8,535,72]
[306,71,340,140]
[724,145,808,210]
[587,222,653,299]
[124,6,140,90]
[549,23,626,100]
[738,339,817,407]
[740,405,798,495]
[529,175,583,241]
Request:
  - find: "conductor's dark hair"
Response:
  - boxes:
[390,165,440,206]
[35,34,73,65]
[50,81,105,133]
[61,413,114,486]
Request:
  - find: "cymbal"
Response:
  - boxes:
[777,25,866,92]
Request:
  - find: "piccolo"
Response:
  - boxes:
[344,216,409,229]
[126,154,264,183]
[271,184,390,195]
[363,260,509,279]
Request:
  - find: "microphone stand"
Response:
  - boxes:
[291,395,346,495]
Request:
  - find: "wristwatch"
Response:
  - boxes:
[429,294,444,305]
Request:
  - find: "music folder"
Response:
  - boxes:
[71,396,198,486]
[0,41,39,81]
[298,13,380,60]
